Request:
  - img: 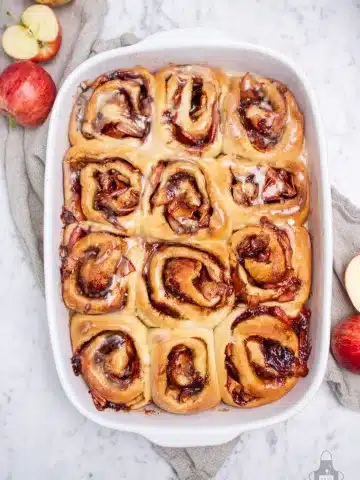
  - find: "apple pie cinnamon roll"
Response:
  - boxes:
[149,328,220,414]
[61,222,142,314]
[154,65,227,157]
[142,158,231,241]
[215,305,311,407]
[136,241,234,329]
[71,313,151,410]
[218,155,309,229]
[223,73,304,162]
[230,217,311,312]
[63,148,146,235]
[69,68,155,151]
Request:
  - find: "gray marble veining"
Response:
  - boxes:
[2,0,360,478]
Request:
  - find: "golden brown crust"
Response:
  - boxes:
[217,155,309,229]
[229,217,311,314]
[61,222,142,315]
[71,313,151,410]
[223,74,304,162]
[141,157,231,241]
[63,147,151,235]
[214,305,311,408]
[136,241,234,329]
[62,65,311,414]
[154,65,228,158]
[69,68,155,152]
[149,328,220,413]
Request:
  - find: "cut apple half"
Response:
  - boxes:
[2,5,62,63]
[22,5,59,42]
[2,26,39,60]
[345,254,360,312]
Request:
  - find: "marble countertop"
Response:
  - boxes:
[2,0,360,478]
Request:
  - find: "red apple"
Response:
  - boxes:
[331,315,360,373]
[36,0,73,5]
[0,61,57,127]
[2,5,62,63]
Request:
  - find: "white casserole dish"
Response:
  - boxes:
[44,27,332,447]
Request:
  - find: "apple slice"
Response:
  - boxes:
[2,5,62,63]
[345,254,360,312]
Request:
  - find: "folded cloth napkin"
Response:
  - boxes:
[326,187,360,409]
[1,1,358,478]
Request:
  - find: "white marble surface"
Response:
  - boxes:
[2,0,360,478]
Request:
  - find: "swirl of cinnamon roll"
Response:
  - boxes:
[218,155,309,229]
[149,328,220,414]
[69,68,155,151]
[223,73,304,162]
[61,222,142,314]
[154,65,227,157]
[142,158,231,241]
[229,217,311,311]
[71,313,150,410]
[215,305,311,408]
[136,242,234,328]
[63,148,145,235]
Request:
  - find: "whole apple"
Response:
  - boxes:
[0,61,57,127]
[331,314,360,373]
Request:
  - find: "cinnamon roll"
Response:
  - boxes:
[63,147,146,235]
[69,68,155,151]
[136,241,234,329]
[154,65,227,158]
[215,305,311,407]
[229,217,311,312]
[223,73,304,162]
[61,222,142,314]
[218,155,309,229]
[149,328,220,414]
[142,158,231,241]
[71,313,151,410]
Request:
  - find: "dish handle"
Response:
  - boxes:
[135,27,233,48]
[142,429,239,448]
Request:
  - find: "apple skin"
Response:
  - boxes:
[36,0,73,5]
[32,25,62,63]
[0,61,57,127]
[331,315,360,373]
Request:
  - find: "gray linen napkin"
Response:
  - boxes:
[0,2,237,478]
[326,187,360,409]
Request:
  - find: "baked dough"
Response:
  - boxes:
[154,65,228,158]
[215,304,310,408]
[63,147,149,235]
[149,328,220,413]
[71,313,151,410]
[223,73,304,162]
[69,68,155,152]
[218,155,309,229]
[136,241,234,329]
[61,222,142,314]
[141,157,231,241]
[229,217,311,314]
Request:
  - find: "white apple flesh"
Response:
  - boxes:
[2,5,62,63]
[345,254,360,312]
